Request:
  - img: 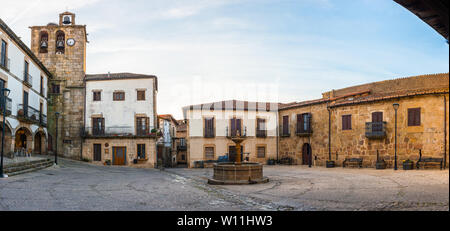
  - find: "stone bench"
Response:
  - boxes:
[343,158,363,168]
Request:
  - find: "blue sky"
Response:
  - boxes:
[1,0,448,119]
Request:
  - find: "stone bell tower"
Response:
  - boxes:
[30,12,87,159]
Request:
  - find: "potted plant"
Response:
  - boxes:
[18,109,24,116]
[403,159,414,170]
[105,160,111,166]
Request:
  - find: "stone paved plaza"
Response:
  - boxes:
[0,158,448,211]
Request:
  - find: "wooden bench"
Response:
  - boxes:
[343,158,363,168]
[416,157,443,170]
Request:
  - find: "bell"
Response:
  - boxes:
[40,41,48,48]
[62,16,71,24]
[56,40,65,49]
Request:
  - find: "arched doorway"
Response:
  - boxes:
[15,128,32,153]
[34,131,47,154]
[302,143,312,166]
[0,125,13,155]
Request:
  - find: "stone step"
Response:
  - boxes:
[4,159,54,176]
[4,159,50,168]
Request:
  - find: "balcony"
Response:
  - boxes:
[177,139,187,151]
[40,114,47,127]
[256,129,267,138]
[296,125,312,136]
[23,71,33,87]
[17,104,40,124]
[81,126,157,138]
[0,97,12,116]
[0,55,10,71]
[365,122,387,139]
[226,126,247,138]
[279,125,290,137]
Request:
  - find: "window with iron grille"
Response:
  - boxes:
[136,117,149,135]
[92,118,105,135]
[408,108,421,126]
[297,113,312,133]
[0,40,7,68]
[93,91,101,101]
[137,90,146,101]
[205,147,215,160]
[51,84,60,94]
[204,117,215,137]
[137,144,146,159]
[342,115,352,130]
[257,146,266,158]
[113,92,125,101]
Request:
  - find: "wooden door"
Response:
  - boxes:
[302,143,311,165]
[113,147,126,165]
[93,144,102,161]
[372,112,383,132]
[34,133,41,154]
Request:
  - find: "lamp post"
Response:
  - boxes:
[393,103,400,170]
[54,112,60,165]
[1,88,11,178]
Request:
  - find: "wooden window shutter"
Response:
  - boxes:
[101,118,105,131]
[297,114,304,132]
[408,108,420,126]
[146,117,150,133]
[415,108,421,126]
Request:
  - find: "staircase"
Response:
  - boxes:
[4,159,54,176]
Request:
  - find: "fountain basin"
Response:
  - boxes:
[208,162,269,185]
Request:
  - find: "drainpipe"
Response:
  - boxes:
[276,109,279,162]
[444,95,447,169]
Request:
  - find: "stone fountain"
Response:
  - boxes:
[208,130,269,185]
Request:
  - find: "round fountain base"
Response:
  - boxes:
[208,162,269,185]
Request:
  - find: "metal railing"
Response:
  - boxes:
[256,129,267,138]
[0,97,12,115]
[365,122,387,139]
[23,71,33,87]
[82,126,156,137]
[17,104,40,123]
[0,53,10,71]
[177,138,187,151]
[226,126,247,138]
[279,125,291,137]
[40,114,47,126]
[296,123,312,136]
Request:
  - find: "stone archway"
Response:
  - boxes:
[0,124,13,156]
[302,143,312,166]
[15,127,33,154]
[34,131,47,155]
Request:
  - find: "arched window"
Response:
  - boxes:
[39,31,48,53]
[55,30,65,54]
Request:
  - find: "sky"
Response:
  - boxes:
[1,0,448,119]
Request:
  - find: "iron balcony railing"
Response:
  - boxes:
[82,126,156,137]
[256,129,267,138]
[40,114,47,126]
[0,54,10,71]
[0,97,12,116]
[23,71,33,87]
[365,122,387,139]
[17,104,40,123]
[177,138,187,151]
[296,123,312,136]
[226,126,247,138]
[279,125,290,137]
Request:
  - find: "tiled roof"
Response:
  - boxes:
[183,100,279,112]
[85,72,157,80]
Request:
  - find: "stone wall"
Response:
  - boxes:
[279,93,449,168]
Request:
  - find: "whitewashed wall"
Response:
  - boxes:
[85,78,155,131]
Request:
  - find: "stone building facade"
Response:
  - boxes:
[278,73,449,168]
[175,120,187,165]
[30,12,87,159]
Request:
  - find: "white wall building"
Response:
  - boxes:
[1,18,50,156]
[82,73,158,167]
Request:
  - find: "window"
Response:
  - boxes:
[204,117,215,138]
[136,117,149,135]
[0,40,7,69]
[257,146,266,158]
[137,144,146,159]
[282,116,289,136]
[92,118,105,135]
[137,90,145,101]
[40,76,44,95]
[23,91,28,116]
[24,61,29,82]
[408,108,421,126]
[51,84,60,94]
[113,92,125,101]
[256,118,266,137]
[297,113,312,133]
[93,91,101,101]
[342,115,352,130]
[93,144,102,161]
[205,147,215,160]
[230,118,242,137]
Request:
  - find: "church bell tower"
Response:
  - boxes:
[30,12,87,159]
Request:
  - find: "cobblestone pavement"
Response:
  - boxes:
[0,159,448,211]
